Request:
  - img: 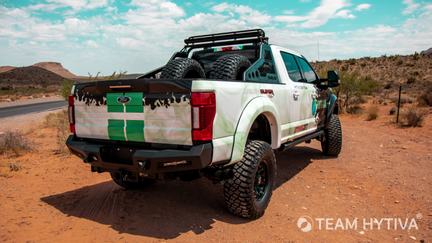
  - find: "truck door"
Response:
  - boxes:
[279,51,325,139]
[294,56,327,130]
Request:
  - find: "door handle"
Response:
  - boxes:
[293,91,300,101]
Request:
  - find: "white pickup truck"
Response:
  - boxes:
[66,29,342,219]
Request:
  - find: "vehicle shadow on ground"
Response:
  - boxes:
[41,146,326,239]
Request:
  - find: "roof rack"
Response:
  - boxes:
[184,29,268,49]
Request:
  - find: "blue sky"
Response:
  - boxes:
[0,0,431,75]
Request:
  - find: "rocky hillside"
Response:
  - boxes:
[0,66,65,87]
[32,62,77,79]
[0,62,78,90]
[0,66,15,73]
[312,52,432,96]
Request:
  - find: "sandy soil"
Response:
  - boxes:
[0,108,431,242]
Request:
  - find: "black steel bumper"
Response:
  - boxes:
[66,135,212,174]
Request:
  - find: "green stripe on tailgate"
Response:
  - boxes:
[126,120,145,141]
[108,119,126,141]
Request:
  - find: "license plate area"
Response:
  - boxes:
[100,146,134,165]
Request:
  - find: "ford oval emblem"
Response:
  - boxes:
[117,95,131,104]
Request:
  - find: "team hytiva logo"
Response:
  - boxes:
[117,95,131,104]
[297,216,313,232]
[297,214,421,232]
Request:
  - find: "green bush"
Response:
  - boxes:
[60,79,74,100]
[335,72,380,113]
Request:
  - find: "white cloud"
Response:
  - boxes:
[355,3,371,11]
[403,0,420,15]
[85,40,99,48]
[0,1,431,75]
[275,0,351,28]
[130,0,185,18]
[30,0,109,11]
[335,9,355,19]
[211,2,272,26]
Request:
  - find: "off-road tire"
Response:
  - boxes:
[223,140,276,219]
[110,172,155,189]
[321,114,342,156]
[210,54,251,80]
[160,58,205,79]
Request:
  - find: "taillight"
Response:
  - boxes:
[68,95,75,134]
[191,92,216,142]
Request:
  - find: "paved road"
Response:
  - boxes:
[0,100,67,118]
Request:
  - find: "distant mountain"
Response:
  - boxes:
[0,66,16,73]
[0,66,65,87]
[32,62,77,79]
[0,62,77,79]
[421,47,432,56]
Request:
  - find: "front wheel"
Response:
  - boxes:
[223,140,277,219]
[321,114,342,156]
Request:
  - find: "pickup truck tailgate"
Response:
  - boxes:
[72,79,193,145]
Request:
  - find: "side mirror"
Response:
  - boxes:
[327,70,340,87]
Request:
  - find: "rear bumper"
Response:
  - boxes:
[66,135,212,175]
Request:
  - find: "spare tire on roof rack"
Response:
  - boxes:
[160,58,206,79]
[209,54,251,81]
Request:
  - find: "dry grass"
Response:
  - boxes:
[0,131,31,157]
[366,106,379,121]
[398,109,425,127]
[346,105,362,114]
[417,87,432,107]
[43,110,69,154]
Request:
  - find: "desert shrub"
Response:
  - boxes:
[399,109,424,127]
[60,79,74,100]
[336,72,380,113]
[407,77,416,84]
[107,71,128,80]
[44,110,70,154]
[417,87,432,106]
[389,107,397,115]
[366,106,379,121]
[0,131,31,156]
[346,105,362,114]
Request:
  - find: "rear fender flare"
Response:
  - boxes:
[228,97,280,164]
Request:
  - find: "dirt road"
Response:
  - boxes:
[0,112,431,242]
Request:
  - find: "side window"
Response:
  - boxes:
[280,52,302,82]
[245,44,279,83]
[295,56,318,83]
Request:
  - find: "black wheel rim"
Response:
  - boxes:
[254,161,268,201]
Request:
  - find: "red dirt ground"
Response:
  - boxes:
[0,110,431,242]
